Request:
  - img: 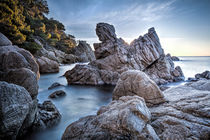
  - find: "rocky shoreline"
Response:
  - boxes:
[0,22,210,140]
[62,71,210,140]
[0,33,61,139]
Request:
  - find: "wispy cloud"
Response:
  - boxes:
[48,0,177,39]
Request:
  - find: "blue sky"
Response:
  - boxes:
[47,0,210,56]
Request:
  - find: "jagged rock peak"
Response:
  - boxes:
[96,22,117,42]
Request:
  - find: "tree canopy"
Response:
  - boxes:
[0,0,76,54]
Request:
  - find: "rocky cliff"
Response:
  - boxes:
[65,23,184,85]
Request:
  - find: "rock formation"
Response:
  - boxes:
[166,53,180,61]
[0,33,61,139]
[0,33,39,99]
[185,79,210,91]
[0,32,12,46]
[195,70,210,80]
[150,81,210,139]
[113,70,165,106]
[49,90,66,98]
[62,96,159,140]
[71,41,96,62]
[33,100,61,130]
[0,82,37,139]
[48,82,64,90]
[36,56,59,73]
[65,23,184,85]
[34,38,95,66]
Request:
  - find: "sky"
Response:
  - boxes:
[47,0,210,56]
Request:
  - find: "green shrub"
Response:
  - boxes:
[20,41,42,54]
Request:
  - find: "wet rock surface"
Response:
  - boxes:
[33,100,61,130]
[113,70,165,106]
[62,96,159,140]
[48,82,64,90]
[49,90,66,98]
[65,23,184,85]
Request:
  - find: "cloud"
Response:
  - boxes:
[47,0,177,43]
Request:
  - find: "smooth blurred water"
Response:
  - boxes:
[26,56,210,140]
[174,56,210,79]
[27,64,114,140]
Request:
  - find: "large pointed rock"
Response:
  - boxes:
[65,23,184,85]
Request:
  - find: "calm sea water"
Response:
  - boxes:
[27,56,210,140]
[174,56,210,79]
[26,64,114,140]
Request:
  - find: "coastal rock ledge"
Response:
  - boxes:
[65,23,184,85]
[62,79,210,140]
[62,96,159,140]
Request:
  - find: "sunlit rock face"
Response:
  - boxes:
[65,23,184,85]
[113,70,165,107]
[150,80,210,140]
[62,96,159,140]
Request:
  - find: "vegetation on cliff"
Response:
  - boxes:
[0,0,76,53]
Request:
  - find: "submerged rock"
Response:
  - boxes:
[113,70,165,106]
[0,82,37,139]
[36,56,59,73]
[65,23,184,85]
[48,82,64,90]
[49,90,66,98]
[62,96,159,140]
[150,81,210,140]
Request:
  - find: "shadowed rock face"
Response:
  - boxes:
[62,96,159,140]
[65,23,184,85]
[71,41,96,62]
[0,82,37,139]
[113,70,165,106]
[0,33,61,139]
[0,33,39,99]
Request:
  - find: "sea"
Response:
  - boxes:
[26,56,210,140]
